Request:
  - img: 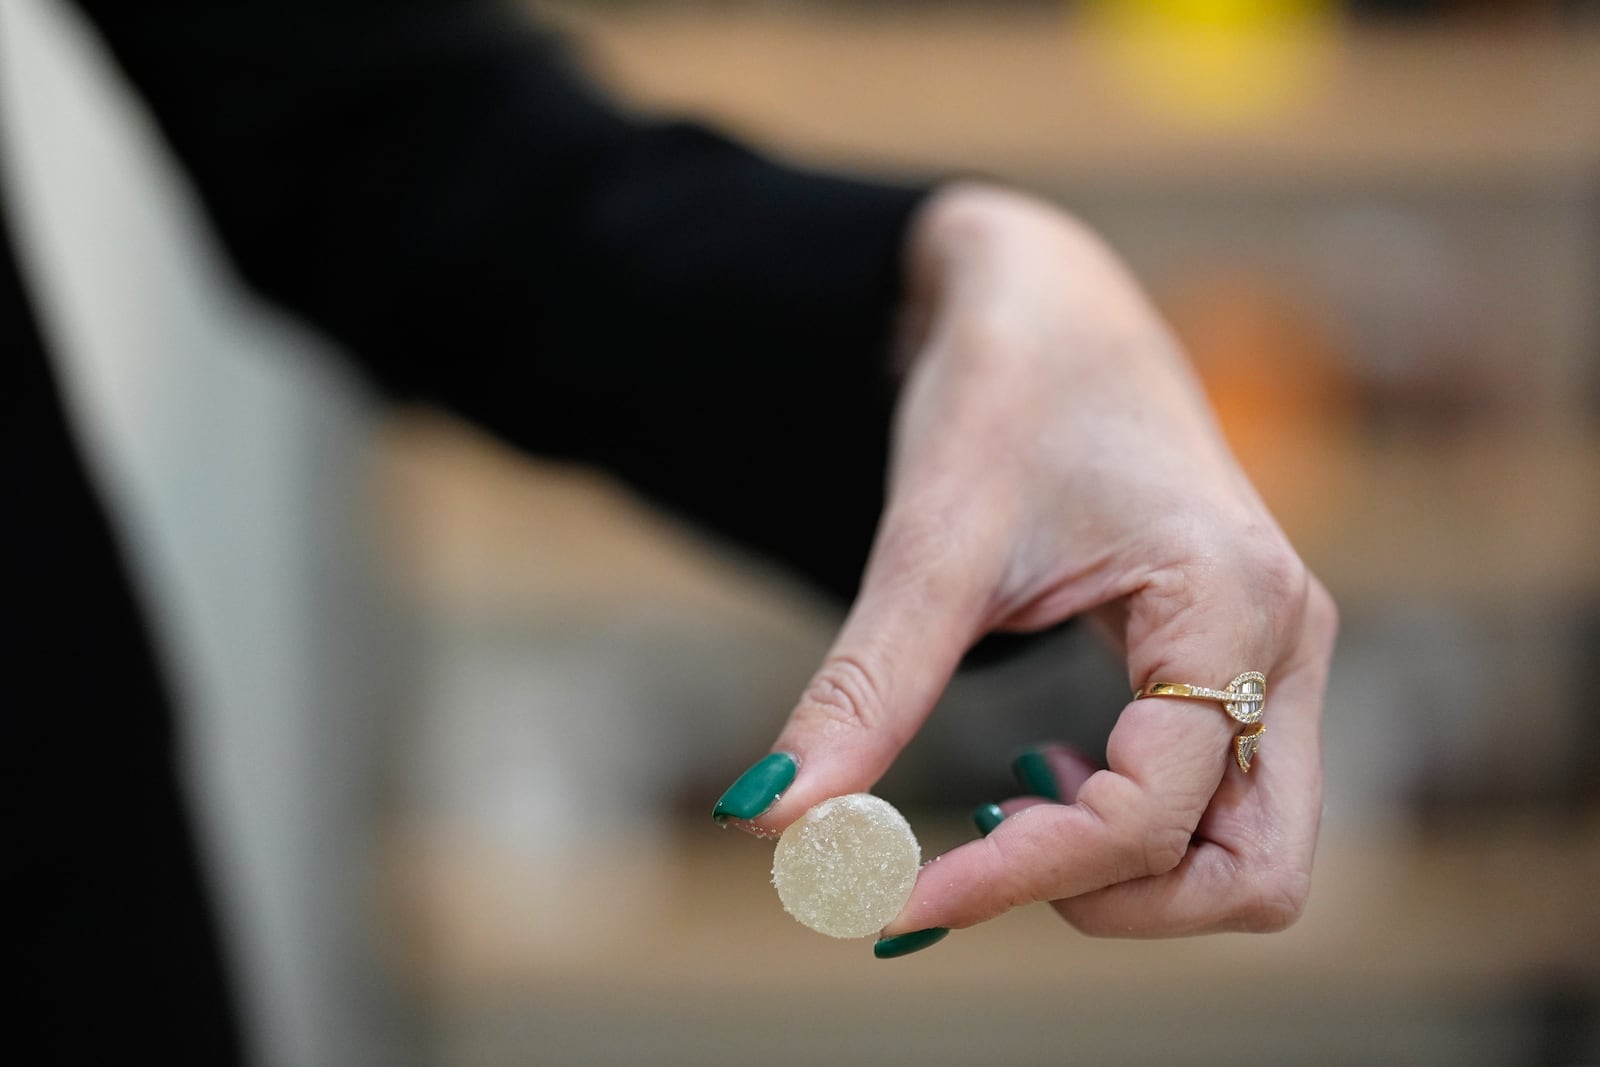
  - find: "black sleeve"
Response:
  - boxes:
[73,0,928,600]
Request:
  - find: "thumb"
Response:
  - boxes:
[712,516,990,833]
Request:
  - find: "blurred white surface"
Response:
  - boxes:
[1,1,405,1063]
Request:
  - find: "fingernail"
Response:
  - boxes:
[712,752,797,824]
[1011,748,1061,801]
[971,802,1005,837]
[873,928,949,959]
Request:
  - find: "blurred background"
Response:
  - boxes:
[3,0,1596,1064]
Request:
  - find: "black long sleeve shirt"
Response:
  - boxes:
[4,2,925,1059]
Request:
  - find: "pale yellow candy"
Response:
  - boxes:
[771,793,920,939]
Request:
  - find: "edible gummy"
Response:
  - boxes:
[771,793,921,939]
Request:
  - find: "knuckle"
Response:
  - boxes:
[984,834,1055,915]
[1138,525,1217,611]
[1135,527,1311,670]
[1234,868,1312,933]
[1246,535,1307,614]
[874,510,982,604]
[1141,822,1192,878]
[801,655,887,737]
[1079,775,1193,882]
[1306,576,1340,642]
[878,506,963,569]
[1053,898,1116,938]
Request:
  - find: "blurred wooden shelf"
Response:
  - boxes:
[544,4,1600,192]
[385,811,1600,1066]
[1261,424,1600,609]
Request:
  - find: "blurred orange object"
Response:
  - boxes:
[1164,270,1359,551]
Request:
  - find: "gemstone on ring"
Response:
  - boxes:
[1133,670,1268,772]
[1222,671,1266,726]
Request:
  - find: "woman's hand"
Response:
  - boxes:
[714,182,1337,950]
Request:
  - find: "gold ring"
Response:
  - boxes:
[1134,671,1267,772]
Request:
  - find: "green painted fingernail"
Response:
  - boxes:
[712,752,797,824]
[1012,748,1061,801]
[874,928,949,959]
[971,802,1005,837]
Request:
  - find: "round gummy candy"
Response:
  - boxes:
[771,793,921,939]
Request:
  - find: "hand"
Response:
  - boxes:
[715,182,1337,949]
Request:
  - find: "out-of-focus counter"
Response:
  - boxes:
[386,812,1599,1066]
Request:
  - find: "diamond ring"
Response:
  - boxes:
[1134,671,1267,772]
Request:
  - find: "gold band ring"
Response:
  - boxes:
[1134,671,1267,772]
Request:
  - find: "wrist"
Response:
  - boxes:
[895,181,1132,371]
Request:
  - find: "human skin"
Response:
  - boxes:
[732,181,1338,941]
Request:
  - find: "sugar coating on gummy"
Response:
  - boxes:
[771,793,920,939]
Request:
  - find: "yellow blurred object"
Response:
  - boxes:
[1081,0,1337,128]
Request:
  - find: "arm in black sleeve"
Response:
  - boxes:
[73,0,929,600]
